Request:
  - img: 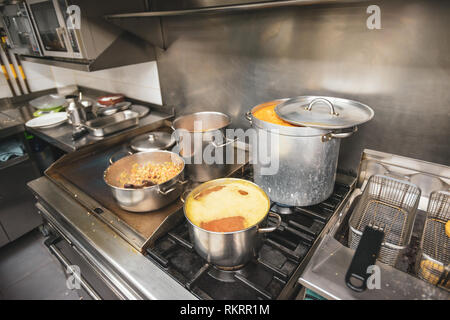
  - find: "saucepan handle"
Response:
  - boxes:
[257,212,282,234]
[158,179,188,196]
[179,188,193,203]
[345,226,384,292]
[109,150,133,164]
[210,130,237,148]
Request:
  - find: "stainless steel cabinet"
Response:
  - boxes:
[22,0,155,71]
[26,0,81,59]
[0,150,41,245]
[1,2,43,56]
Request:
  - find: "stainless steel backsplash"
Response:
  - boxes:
[155,0,450,174]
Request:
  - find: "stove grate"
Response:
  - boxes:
[145,174,352,299]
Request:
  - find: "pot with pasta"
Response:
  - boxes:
[183,178,282,268]
[104,150,186,212]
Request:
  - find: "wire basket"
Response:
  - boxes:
[417,191,449,290]
[349,175,421,266]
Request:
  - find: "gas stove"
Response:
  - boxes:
[146,165,353,300]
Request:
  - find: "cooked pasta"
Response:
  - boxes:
[118,161,182,188]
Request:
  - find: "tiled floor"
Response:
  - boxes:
[0,228,79,300]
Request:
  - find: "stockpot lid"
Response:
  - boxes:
[130,131,175,152]
[275,96,374,129]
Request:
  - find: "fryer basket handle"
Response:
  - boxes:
[345,226,384,292]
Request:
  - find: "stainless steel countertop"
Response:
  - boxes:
[28,176,196,300]
[0,110,24,139]
[0,104,173,153]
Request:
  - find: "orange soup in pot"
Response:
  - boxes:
[252,101,296,127]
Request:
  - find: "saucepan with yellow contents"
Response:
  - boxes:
[183,178,282,268]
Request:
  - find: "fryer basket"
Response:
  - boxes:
[349,175,421,266]
[417,191,449,290]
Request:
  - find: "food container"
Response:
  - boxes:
[104,151,186,212]
[83,110,139,137]
[96,94,124,106]
[246,96,374,206]
[183,178,282,268]
[172,112,236,182]
[96,101,131,117]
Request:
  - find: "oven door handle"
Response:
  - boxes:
[45,238,102,300]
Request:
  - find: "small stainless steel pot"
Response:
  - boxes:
[108,131,176,164]
[104,151,186,212]
[183,178,282,268]
[172,112,236,182]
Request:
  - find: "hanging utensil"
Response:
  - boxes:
[13,53,31,93]
[0,46,16,96]
[0,38,24,95]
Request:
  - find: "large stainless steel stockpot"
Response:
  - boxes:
[172,112,236,182]
[183,178,282,268]
[247,96,373,207]
[104,150,185,212]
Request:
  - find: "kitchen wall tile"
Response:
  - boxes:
[27,76,57,92]
[84,61,161,89]
[0,84,13,98]
[0,60,163,104]
[21,61,53,81]
[109,82,163,105]
[51,66,76,88]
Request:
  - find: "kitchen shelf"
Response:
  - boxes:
[0,154,29,171]
[104,0,369,49]
[105,0,367,19]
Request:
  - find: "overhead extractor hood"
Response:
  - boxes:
[17,0,155,71]
[105,0,370,50]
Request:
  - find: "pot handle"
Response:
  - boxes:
[158,179,188,196]
[210,133,238,148]
[322,126,358,142]
[179,187,192,203]
[109,150,133,164]
[257,212,282,234]
[306,98,339,116]
[245,111,252,124]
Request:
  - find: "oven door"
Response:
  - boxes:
[37,204,121,300]
[26,0,82,59]
[1,3,42,55]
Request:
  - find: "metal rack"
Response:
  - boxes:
[417,191,449,290]
[349,175,421,266]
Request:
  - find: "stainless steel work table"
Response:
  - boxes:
[0,102,173,153]
[0,111,24,139]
